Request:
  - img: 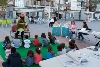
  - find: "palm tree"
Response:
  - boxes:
[0,0,11,19]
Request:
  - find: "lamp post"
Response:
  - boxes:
[46,0,51,32]
[58,0,60,19]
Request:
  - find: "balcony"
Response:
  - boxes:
[25,0,55,8]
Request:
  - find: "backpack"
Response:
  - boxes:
[12,25,16,32]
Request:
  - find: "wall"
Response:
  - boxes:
[15,0,25,7]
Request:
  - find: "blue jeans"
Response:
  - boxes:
[69,31,73,39]
[2,62,9,67]
[78,32,84,39]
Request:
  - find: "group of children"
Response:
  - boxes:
[2,32,79,66]
[3,32,56,50]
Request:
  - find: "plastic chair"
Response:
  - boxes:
[83,29,92,41]
[7,19,12,26]
[1,20,7,27]
[0,19,2,25]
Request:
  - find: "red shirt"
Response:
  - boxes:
[34,53,42,64]
[32,38,40,46]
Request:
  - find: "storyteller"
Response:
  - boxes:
[15,12,27,40]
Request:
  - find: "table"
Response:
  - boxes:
[39,46,100,67]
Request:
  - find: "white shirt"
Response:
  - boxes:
[50,18,54,22]
[56,51,64,56]
[62,48,66,54]
[29,18,31,21]
[24,39,31,48]
[5,49,11,58]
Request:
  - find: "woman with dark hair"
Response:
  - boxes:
[78,22,89,41]
[2,47,23,67]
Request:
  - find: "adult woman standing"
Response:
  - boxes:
[15,12,27,40]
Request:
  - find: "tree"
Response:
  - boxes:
[89,0,100,11]
[0,0,11,19]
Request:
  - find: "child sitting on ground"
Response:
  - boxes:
[41,33,49,47]
[12,35,21,48]
[34,47,42,64]
[44,46,55,59]
[32,35,40,47]
[60,43,66,54]
[24,35,31,48]
[5,44,12,59]
[48,32,56,44]
[71,39,79,50]
[56,45,64,56]
[66,41,76,53]
[3,36,11,50]
[22,50,34,66]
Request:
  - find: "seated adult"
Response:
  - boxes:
[49,17,54,27]
[2,47,23,67]
[31,16,34,24]
[78,22,90,41]
[69,21,77,40]
[69,21,77,32]
[15,12,27,40]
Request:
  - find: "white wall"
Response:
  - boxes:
[15,0,25,7]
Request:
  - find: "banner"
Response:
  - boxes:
[71,1,81,10]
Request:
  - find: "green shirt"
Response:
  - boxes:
[16,19,27,32]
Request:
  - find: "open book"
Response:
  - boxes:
[57,52,88,67]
